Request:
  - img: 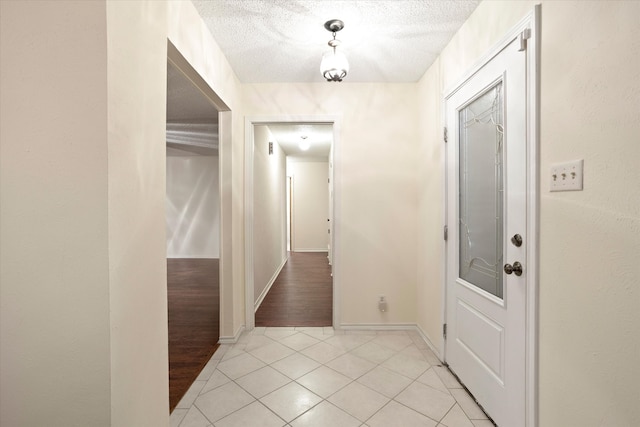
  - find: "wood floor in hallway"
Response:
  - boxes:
[255,252,333,327]
[167,258,219,412]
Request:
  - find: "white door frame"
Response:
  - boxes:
[442,6,540,426]
[244,115,342,330]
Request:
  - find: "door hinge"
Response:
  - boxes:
[443,127,448,143]
[444,225,448,241]
[443,323,447,339]
[519,28,531,52]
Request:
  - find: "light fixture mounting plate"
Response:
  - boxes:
[324,19,344,33]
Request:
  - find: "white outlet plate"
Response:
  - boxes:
[550,159,583,192]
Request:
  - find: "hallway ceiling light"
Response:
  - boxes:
[320,19,349,82]
[299,135,310,151]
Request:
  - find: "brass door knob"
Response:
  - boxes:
[504,261,523,276]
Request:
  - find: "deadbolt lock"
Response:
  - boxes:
[504,261,523,276]
[511,234,523,247]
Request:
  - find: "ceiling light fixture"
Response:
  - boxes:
[320,19,349,82]
[299,135,310,151]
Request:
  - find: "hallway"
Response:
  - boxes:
[170,327,491,427]
[255,252,333,327]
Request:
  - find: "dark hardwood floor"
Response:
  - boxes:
[167,258,219,412]
[255,252,333,327]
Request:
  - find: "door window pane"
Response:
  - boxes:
[458,83,504,298]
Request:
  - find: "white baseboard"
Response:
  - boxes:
[166,255,220,259]
[339,323,417,331]
[339,323,443,363]
[414,324,443,362]
[254,256,288,312]
[292,249,328,253]
[218,325,245,344]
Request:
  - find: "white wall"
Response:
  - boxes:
[1,0,244,425]
[253,126,287,304]
[288,160,330,252]
[536,3,639,425]
[106,1,169,424]
[166,154,220,258]
[0,2,112,426]
[108,0,246,421]
[416,1,640,425]
[243,84,419,325]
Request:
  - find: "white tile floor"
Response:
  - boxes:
[170,327,493,427]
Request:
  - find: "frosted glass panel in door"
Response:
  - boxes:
[458,83,503,298]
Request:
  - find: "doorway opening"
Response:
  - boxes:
[165,42,231,412]
[244,117,341,330]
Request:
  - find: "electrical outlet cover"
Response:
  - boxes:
[550,159,583,192]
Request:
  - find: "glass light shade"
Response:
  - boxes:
[321,49,349,82]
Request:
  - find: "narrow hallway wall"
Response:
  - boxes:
[253,126,287,306]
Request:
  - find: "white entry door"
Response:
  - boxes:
[445,28,533,427]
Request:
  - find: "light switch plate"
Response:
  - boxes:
[550,159,583,192]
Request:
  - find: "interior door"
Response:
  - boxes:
[445,35,528,426]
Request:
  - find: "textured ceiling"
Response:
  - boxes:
[191,0,480,83]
